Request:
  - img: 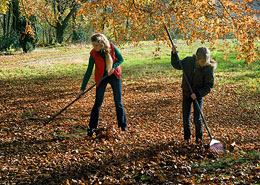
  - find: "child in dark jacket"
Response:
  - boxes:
[171,45,217,143]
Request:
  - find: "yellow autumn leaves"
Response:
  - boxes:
[0,0,9,14]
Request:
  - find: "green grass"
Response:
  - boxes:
[121,41,260,91]
[0,40,259,91]
[195,150,259,170]
[20,111,36,118]
[191,150,260,183]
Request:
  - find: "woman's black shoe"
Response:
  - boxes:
[87,128,95,137]
[121,127,127,132]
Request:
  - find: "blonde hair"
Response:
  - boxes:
[196,47,217,69]
[91,33,113,72]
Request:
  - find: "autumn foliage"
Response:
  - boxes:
[18,0,260,64]
[0,0,9,14]
[1,1,259,184]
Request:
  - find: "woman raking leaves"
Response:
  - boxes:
[77,33,127,136]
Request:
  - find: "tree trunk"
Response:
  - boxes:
[3,14,6,37]
[7,4,11,36]
[126,18,129,29]
[48,27,53,44]
[42,26,45,45]
[11,0,20,32]
[102,7,107,31]
[72,12,77,43]
[54,6,77,44]
[56,22,65,44]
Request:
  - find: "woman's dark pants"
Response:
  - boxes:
[89,74,127,130]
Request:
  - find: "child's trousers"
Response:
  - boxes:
[182,91,203,143]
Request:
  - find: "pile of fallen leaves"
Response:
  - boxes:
[0,75,259,184]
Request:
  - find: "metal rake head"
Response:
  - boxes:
[210,139,225,153]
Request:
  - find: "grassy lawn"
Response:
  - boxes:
[1,41,259,89]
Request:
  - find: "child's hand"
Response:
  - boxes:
[191,93,197,100]
[172,45,177,54]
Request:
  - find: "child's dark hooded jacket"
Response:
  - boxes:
[171,52,215,98]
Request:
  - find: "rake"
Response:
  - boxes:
[164,24,224,153]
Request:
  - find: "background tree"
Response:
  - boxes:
[0,1,11,38]
[0,0,38,53]
[13,0,38,53]
[31,0,80,44]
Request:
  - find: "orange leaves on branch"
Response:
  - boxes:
[24,23,35,37]
[19,0,260,64]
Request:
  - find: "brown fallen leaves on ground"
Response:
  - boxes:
[0,76,259,184]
